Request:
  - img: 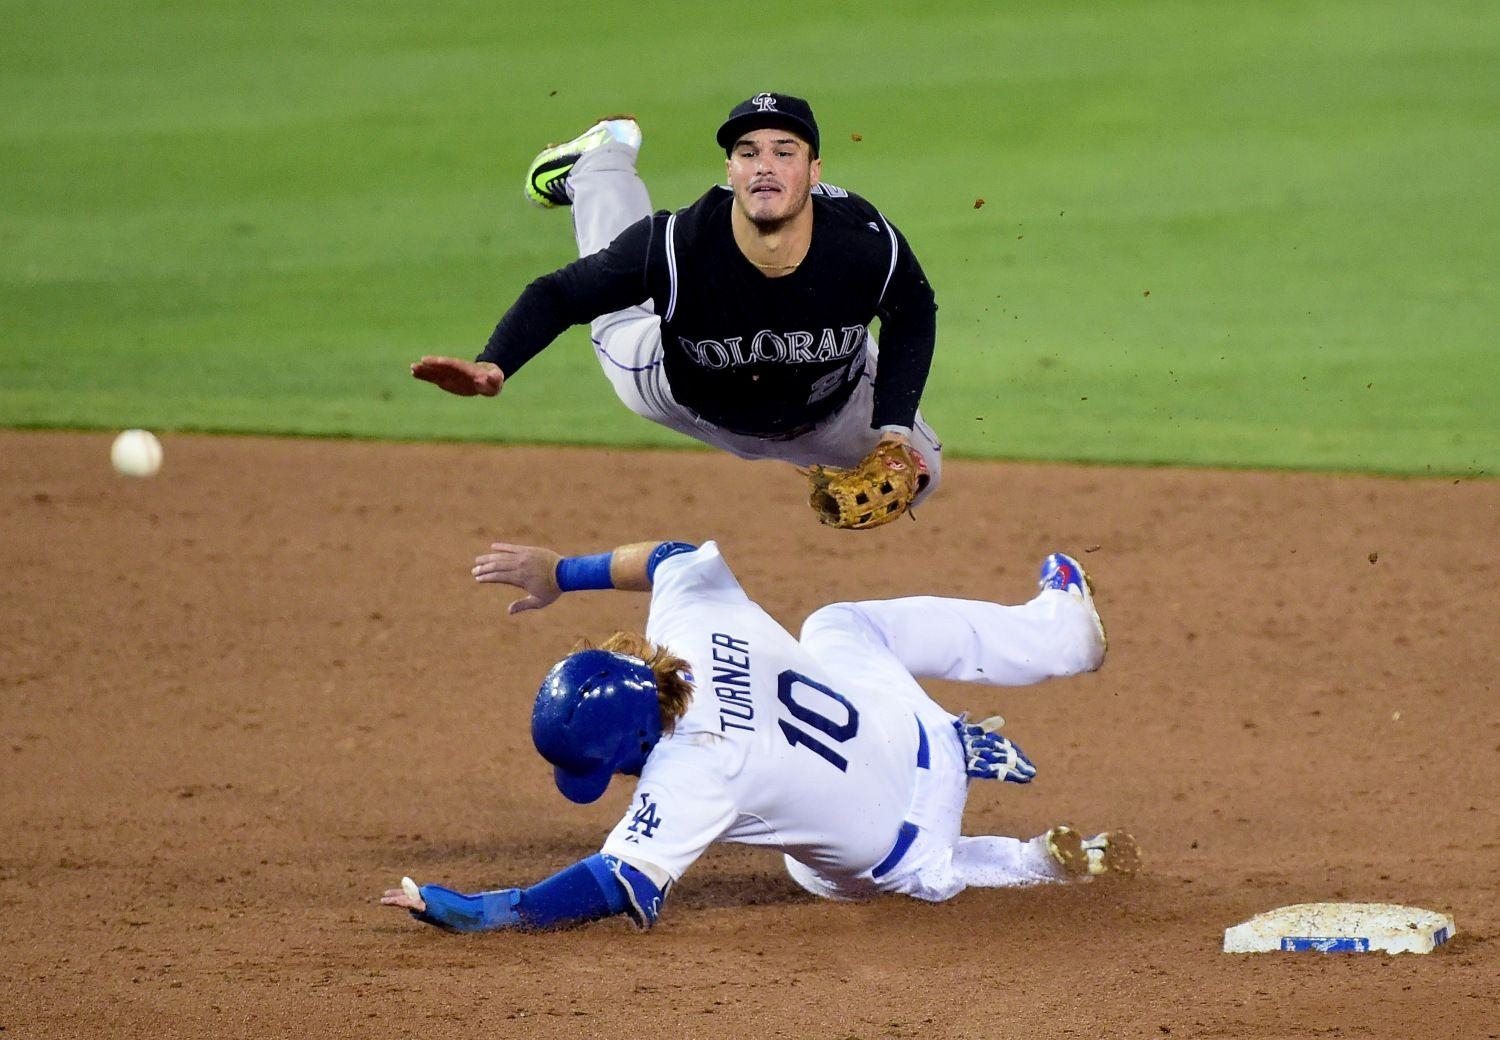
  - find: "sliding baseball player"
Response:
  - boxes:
[381,540,1137,931]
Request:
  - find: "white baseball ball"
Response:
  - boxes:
[110,429,163,478]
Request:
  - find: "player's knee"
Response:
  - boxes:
[911,435,942,506]
[912,462,941,506]
[803,602,857,625]
[799,602,868,641]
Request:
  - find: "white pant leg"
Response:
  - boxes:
[802,591,1105,689]
[782,729,975,905]
[796,601,972,900]
[800,602,955,716]
[793,832,1068,903]
[950,834,1068,887]
[869,833,1066,902]
[563,143,693,428]
[796,602,1089,905]
[569,141,651,256]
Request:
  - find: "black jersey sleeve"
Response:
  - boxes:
[869,218,938,430]
[476,216,656,377]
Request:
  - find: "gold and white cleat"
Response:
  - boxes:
[1045,825,1141,879]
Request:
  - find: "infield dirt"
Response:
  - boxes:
[3,430,1496,1038]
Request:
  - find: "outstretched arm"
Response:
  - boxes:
[472,540,697,614]
[416,218,657,399]
[380,853,670,933]
[408,216,655,400]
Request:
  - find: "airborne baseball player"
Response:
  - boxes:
[380,540,1139,932]
[412,93,941,529]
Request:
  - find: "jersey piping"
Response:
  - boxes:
[664,212,680,323]
[876,215,898,307]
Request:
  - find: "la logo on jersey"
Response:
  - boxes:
[626,794,663,841]
[752,93,777,112]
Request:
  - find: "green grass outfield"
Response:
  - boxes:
[3,0,1496,475]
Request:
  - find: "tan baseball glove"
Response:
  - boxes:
[805,440,923,530]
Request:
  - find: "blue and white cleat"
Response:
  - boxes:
[525,117,642,208]
[1038,552,1089,596]
[1039,551,1107,654]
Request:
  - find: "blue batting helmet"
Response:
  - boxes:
[531,649,663,804]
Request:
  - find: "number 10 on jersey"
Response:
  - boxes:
[776,670,859,772]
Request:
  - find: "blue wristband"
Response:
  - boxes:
[555,552,614,592]
[645,541,697,581]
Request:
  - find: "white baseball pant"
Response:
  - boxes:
[783,584,1109,901]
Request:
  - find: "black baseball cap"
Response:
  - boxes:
[716,92,820,158]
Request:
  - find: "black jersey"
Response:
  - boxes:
[479,183,937,438]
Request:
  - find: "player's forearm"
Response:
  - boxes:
[609,541,672,590]
[477,276,580,376]
[553,541,698,594]
[409,854,667,933]
[870,223,937,429]
[869,311,936,429]
[478,222,654,376]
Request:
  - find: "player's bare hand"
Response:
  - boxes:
[473,542,563,614]
[380,876,427,912]
[411,356,504,397]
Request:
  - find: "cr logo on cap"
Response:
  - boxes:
[752,92,777,112]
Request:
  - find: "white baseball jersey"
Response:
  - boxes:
[598,541,1111,902]
[599,542,939,882]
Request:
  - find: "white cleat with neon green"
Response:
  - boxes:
[525,117,642,208]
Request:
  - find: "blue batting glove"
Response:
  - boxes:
[411,883,523,932]
[953,715,1037,784]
